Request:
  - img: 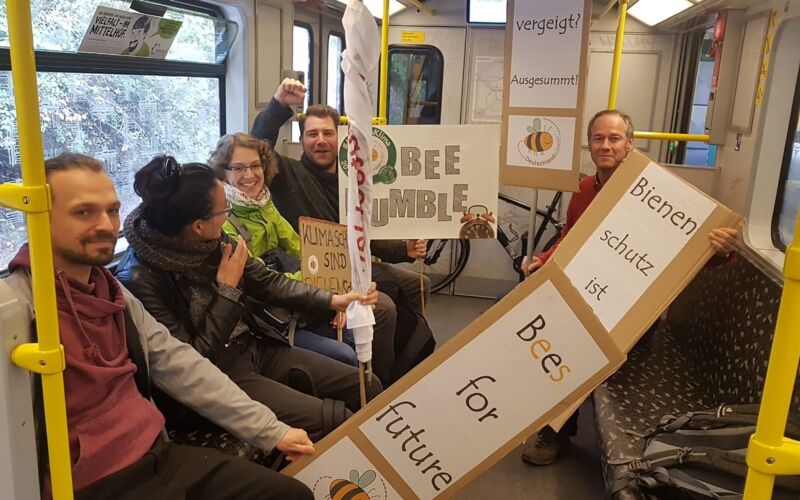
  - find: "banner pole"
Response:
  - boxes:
[359,363,368,408]
[526,189,540,260]
[419,258,426,315]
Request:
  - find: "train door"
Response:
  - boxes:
[387,26,466,125]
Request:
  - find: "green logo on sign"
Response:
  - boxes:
[339,128,397,185]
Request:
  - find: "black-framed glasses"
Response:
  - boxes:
[203,199,233,220]
[224,162,263,175]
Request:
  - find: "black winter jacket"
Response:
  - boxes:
[115,248,334,365]
[251,98,411,264]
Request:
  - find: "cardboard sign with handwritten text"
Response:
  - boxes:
[300,217,352,295]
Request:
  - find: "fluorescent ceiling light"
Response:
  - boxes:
[330,0,407,18]
[628,0,693,26]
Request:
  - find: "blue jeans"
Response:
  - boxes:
[293,328,357,366]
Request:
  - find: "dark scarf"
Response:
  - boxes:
[123,205,220,284]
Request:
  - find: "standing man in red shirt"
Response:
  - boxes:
[520,109,738,465]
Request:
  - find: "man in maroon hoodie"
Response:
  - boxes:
[519,110,739,466]
[5,152,315,499]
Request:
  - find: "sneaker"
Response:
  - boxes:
[520,427,569,465]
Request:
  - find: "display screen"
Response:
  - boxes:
[467,0,506,24]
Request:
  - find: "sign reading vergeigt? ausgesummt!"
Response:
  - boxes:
[500,0,591,191]
[337,125,500,240]
[79,6,182,59]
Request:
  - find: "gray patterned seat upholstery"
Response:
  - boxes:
[167,427,271,464]
[592,253,800,498]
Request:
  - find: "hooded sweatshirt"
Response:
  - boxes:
[10,245,165,492]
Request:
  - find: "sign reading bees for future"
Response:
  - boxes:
[337,124,500,240]
[500,0,592,191]
[285,263,625,499]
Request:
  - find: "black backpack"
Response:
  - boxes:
[608,404,800,499]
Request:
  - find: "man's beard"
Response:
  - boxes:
[57,233,117,266]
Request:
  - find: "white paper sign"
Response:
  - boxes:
[508,0,585,108]
[338,125,500,240]
[359,280,610,498]
[78,6,182,59]
[505,114,576,170]
[563,162,716,330]
[294,437,401,500]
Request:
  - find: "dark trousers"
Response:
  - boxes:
[218,335,382,441]
[75,440,311,500]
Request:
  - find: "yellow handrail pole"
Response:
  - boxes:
[377,0,389,125]
[634,131,710,142]
[608,0,628,109]
[743,209,800,499]
[4,0,73,498]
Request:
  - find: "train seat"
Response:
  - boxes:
[592,252,799,499]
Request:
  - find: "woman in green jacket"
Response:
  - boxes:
[210,132,356,365]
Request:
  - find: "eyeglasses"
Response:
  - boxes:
[203,200,233,220]
[224,162,263,175]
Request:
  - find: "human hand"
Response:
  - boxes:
[275,428,315,462]
[331,310,346,329]
[275,78,307,107]
[709,227,738,256]
[330,282,378,311]
[407,239,427,259]
[216,235,248,287]
[521,255,544,277]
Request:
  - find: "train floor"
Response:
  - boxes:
[425,293,605,499]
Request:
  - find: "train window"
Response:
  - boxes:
[327,32,345,114]
[387,46,444,125]
[771,66,800,251]
[0,0,233,64]
[0,0,227,269]
[292,22,313,142]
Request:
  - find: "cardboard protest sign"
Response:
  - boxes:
[546,149,743,430]
[286,263,625,499]
[337,125,500,240]
[299,217,351,295]
[500,0,592,191]
[79,6,182,59]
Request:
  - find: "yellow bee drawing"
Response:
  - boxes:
[525,118,554,153]
[329,469,378,500]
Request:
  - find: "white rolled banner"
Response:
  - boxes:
[343,0,380,363]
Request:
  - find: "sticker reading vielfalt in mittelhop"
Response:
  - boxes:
[359,279,612,499]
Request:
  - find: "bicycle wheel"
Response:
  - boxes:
[423,239,470,293]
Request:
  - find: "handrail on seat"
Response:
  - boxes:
[744,209,800,498]
[3,0,74,497]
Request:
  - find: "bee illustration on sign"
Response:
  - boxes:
[459,204,496,239]
[517,117,562,167]
[312,469,388,500]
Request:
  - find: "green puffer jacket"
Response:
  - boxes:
[222,199,303,281]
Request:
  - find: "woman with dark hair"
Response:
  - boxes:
[116,155,382,441]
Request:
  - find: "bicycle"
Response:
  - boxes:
[422,191,565,293]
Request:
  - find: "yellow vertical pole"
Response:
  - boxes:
[608,0,628,109]
[743,209,800,499]
[4,0,74,498]
[377,0,390,124]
